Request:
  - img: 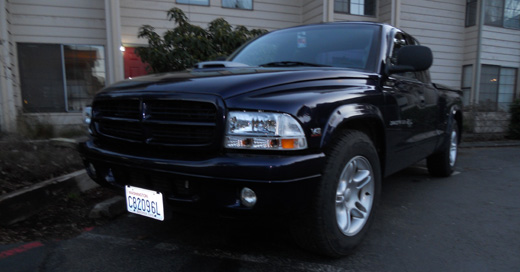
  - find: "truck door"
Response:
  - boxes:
[406,35,439,155]
[383,31,437,173]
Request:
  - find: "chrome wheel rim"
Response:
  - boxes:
[335,156,375,236]
[449,128,458,167]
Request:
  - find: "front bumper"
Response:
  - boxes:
[79,140,325,216]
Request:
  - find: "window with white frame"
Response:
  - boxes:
[479,65,517,111]
[485,0,520,29]
[18,43,106,113]
[334,0,376,16]
[222,0,252,9]
[176,0,209,6]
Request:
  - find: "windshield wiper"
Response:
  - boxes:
[259,61,331,67]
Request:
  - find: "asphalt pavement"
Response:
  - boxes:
[1,145,520,271]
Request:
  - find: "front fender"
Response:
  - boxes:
[320,103,385,148]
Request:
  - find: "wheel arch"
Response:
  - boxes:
[320,104,386,173]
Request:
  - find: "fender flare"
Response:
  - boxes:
[449,104,463,143]
[320,103,386,149]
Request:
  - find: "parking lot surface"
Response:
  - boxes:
[1,146,519,271]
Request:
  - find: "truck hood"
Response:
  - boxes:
[99,67,377,99]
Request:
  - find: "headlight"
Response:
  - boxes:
[225,111,307,150]
[82,106,93,135]
[83,106,92,125]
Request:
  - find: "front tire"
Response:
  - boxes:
[293,130,381,257]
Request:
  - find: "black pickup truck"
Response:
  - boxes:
[79,22,463,257]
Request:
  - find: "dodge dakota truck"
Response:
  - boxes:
[79,22,463,257]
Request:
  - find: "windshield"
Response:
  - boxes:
[230,24,381,72]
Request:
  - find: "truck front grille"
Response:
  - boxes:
[92,98,220,148]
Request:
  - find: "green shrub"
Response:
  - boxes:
[135,7,267,73]
[508,99,520,139]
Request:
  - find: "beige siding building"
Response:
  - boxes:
[0,0,519,134]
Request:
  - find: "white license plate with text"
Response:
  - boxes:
[125,185,164,221]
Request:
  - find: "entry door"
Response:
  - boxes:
[123,47,150,79]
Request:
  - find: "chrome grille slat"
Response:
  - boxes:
[147,100,216,122]
[92,98,218,147]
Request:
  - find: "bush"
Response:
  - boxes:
[135,7,267,73]
[508,99,520,139]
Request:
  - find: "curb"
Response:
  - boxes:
[0,170,98,226]
[89,196,126,219]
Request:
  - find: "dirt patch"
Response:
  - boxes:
[0,136,118,244]
[0,138,83,194]
[0,187,117,244]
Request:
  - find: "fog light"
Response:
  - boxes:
[240,187,257,208]
[105,169,115,183]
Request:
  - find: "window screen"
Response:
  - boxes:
[176,0,209,5]
[222,0,252,9]
[18,43,106,113]
[485,0,520,29]
[334,0,376,16]
[466,0,478,26]
[64,45,106,112]
[479,65,518,111]
[18,43,66,113]
[462,65,473,106]
[498,67,517,111]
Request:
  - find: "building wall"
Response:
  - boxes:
[302,0,323,24]
[9,0,106,45]
[398,0,466,88]
[0,0,17,132]
[120,0,303,45]
[463,26,478,66]
[7,0,107,131]
[379,0,392,24]
[333,13,379,22]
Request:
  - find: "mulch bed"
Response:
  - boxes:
[0,187,116,244]
[0,138,83,194]
[0,137,118,244]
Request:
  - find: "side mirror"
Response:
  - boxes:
[387,45,433,74]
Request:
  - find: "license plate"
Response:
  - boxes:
[125,185,164,221]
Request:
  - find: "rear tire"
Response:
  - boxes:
[427,120,459,177]
[292,130,381,257]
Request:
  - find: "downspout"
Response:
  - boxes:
[328,0,334,22]
[472,0,485,106]
[104,0,124,84]
[322,0,327,22]
[469,0,485,132]
[392,0,401,28]
[322,0,334,23]
[0,0,16,132]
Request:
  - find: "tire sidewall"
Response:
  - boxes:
[447,120,459,168]
[320,131,381,255]
[436,118,459,174]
